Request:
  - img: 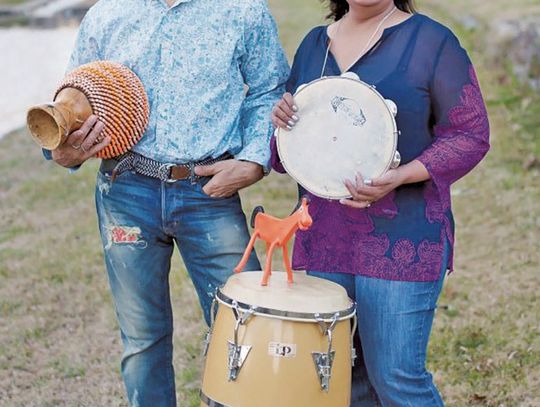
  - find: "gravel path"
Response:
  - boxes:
[32,0,88,18]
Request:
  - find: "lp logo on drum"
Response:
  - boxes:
[268,342,297,358]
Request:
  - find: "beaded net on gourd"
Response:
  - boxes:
[55,61,149,159]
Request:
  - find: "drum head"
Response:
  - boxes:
[221,271,353,316]
[277,76,398,199]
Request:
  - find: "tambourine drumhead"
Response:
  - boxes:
[221,271,353,316]
[277,75,398,200]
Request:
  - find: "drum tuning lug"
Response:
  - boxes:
[227,342,252,381]
[391,151,401,169]
[351,346,357,367]
[340,72,360,81]
[210,296,218,326]
[385,99,398,116]
[312,351,336,392]
[202,330,212,358]
[315,313,339,335]
[350,313,358,367]
[202,296,218,358]
[312,313,339,391]
[227,301,255,381]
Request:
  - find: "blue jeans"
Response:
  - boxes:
[308,242,449,407]
[95,168,260,407]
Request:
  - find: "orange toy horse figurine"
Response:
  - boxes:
[234,197,313,286]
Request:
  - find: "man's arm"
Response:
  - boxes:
[194,1,290,197]
[44,10,108,169]
[235,0,290,171]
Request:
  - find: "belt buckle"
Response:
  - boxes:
[161,163,195,183]
[159,163,177,183]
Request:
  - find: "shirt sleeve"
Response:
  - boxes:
[235,1,290,171]
[417,32,490,197]
[42,12,101,169]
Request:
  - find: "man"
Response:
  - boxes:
[44,0,289,405]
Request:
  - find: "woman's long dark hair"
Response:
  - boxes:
[326,1,416,21]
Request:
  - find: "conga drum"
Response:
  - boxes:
[276,72,401,199]
[200,271,356,407]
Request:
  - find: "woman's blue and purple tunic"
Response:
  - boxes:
[270,14,490,282]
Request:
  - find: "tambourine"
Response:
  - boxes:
[276,72,401,199]
[27,61,149,159]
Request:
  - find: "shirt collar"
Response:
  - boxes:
[157,0,192,9]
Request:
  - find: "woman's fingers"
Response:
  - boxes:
[339,198,371,209]
[344,179,363,200]
[345,179,376,201]
[274,118,291,130]
[273,105,298,130]
[274,104,294,124]
[271,93,300,130]
[344,180,381,202]
[272,116,290,130]
[341,170,400,209]
[272,109,293,130]
[355,172,365,187]
[283,93,298,112]
[343,178,373,208]
[280,97,298,120]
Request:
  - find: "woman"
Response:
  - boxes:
[270,0,490,406]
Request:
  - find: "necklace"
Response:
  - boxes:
[321,5,398,77]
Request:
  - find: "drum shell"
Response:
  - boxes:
[201,302,352,407]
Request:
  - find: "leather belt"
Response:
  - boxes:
[100,151,232,183]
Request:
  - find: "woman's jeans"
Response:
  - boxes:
[308,242,449,407]
[95,169,260,407]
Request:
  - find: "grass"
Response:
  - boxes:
[0,0,29,5]
[418,2,540,406]
[0,0,539,406]
[421,0,540,21]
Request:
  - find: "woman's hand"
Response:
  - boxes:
[271,92,299,130]
[340,170,404,209]
[340,160,431,209]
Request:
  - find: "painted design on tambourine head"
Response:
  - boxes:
[331,96,366,127]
